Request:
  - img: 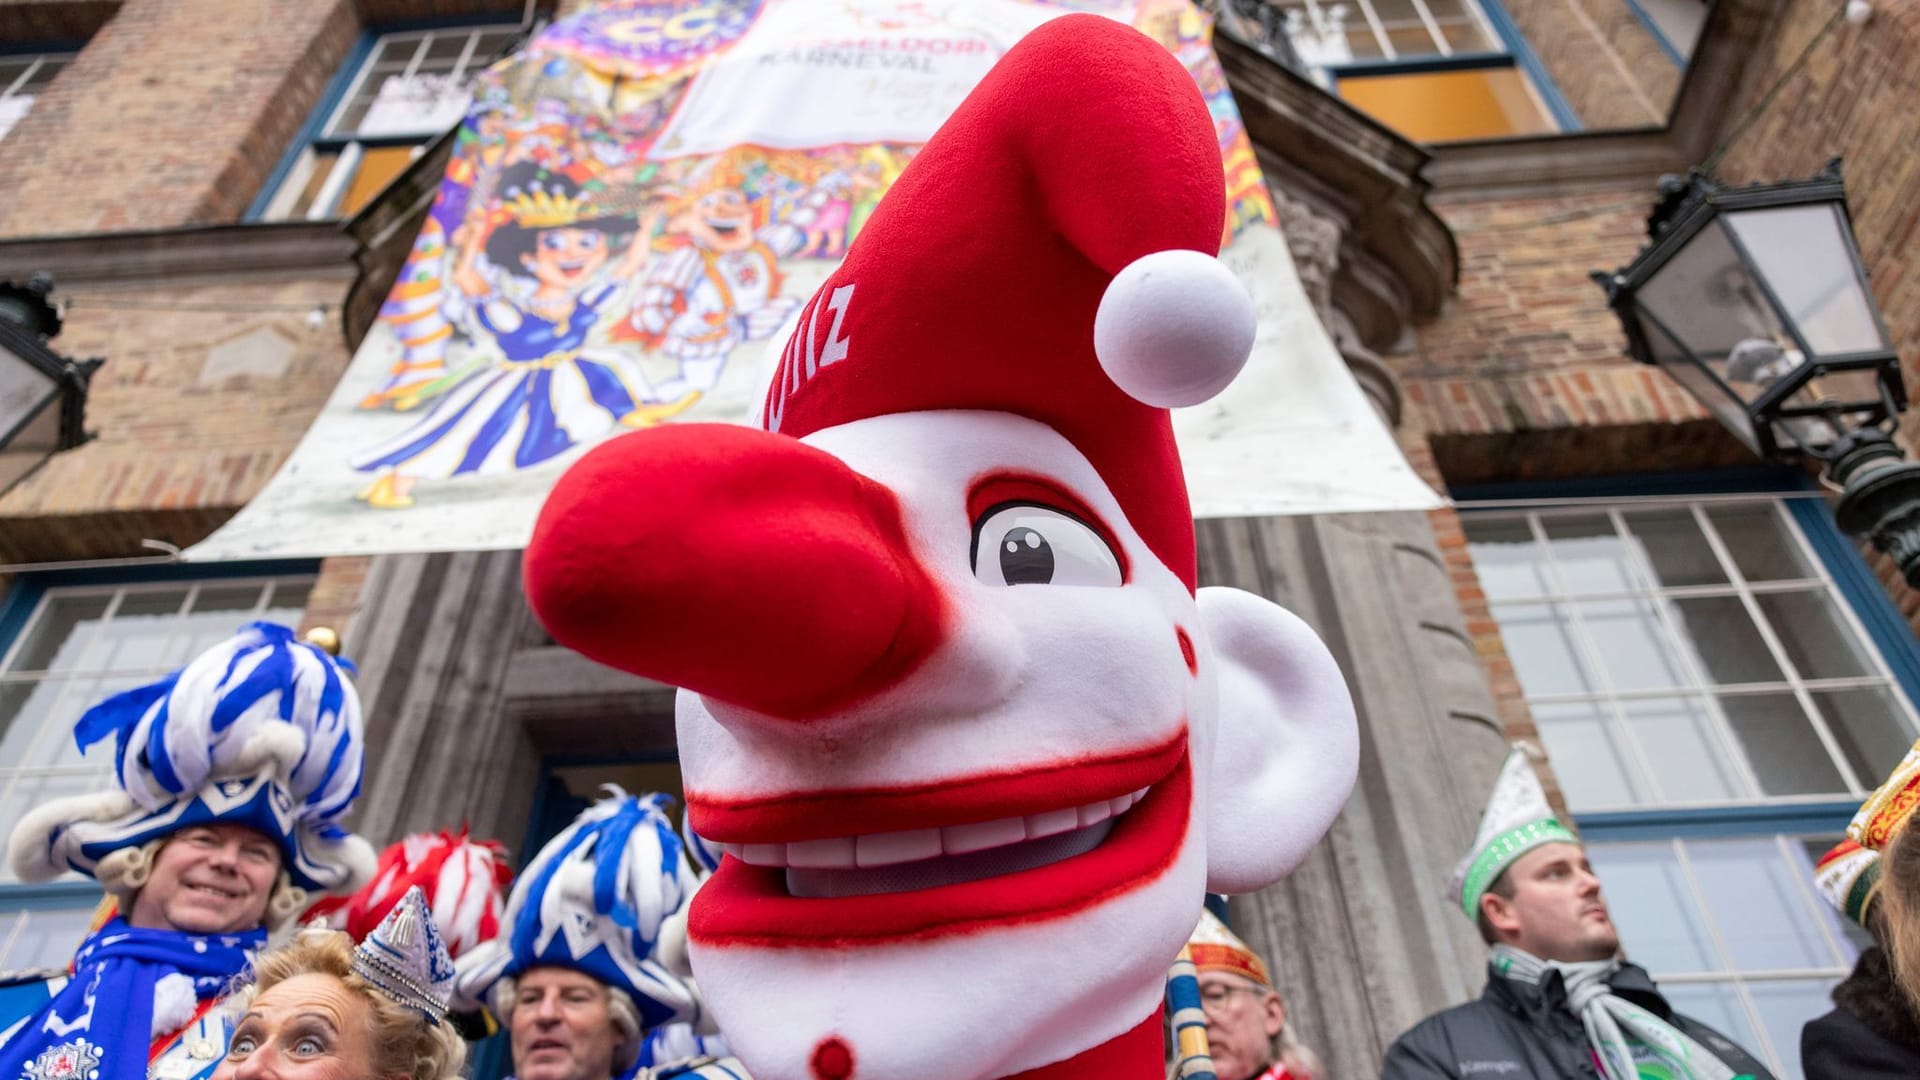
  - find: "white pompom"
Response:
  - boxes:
[152,973,199,1037]
[1093,249,1256,408]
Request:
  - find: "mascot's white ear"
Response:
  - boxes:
[1198,586,1359,894]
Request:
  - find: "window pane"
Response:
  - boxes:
[1707,504,1815,582]
[281,147,344,219]
[1660,983,1764,1059]
[1341,22,1387,60]
[175,585,270,663]
[91,589,189,673]
[1751,978,1844,1079]
[1687,839,1836,970]
[1670,596,1784,685]
[1812,685,1915,788]
[1581,598,1688,691]
[18,58,68,94]
[1587,844,1717,971]
[1623,508,1727,588]
[265,580,314,613]
[1490,602,1599,696]
[5,595,111,673]
[0,902,99,969]
[1534,700,1641,809]
[1719,693,1847,796]
[0,678,77,766]
[339,144,422,217]
[1384,22,1442,56]
[1543,515,1636,594]
[1755,590,1874,679]
[1338,65,1556,141]
[420,32,471,68]
[0,771,105,883]
[1464,517,1551,600]
[1436,17,1495,53]
[1620,697,1744,801]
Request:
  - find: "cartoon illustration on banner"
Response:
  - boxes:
[186,0,1433,561]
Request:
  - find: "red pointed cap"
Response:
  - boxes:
[760,14,1252,592]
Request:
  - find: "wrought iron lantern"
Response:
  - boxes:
[0,273,100,490]
[1595,161,1920,585]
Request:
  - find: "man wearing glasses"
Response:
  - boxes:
[1188,911,1325,1080]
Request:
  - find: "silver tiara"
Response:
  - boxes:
[351,886,456,1024]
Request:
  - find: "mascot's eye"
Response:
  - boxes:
[971,504,1122,587]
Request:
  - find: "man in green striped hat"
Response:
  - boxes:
[1382,747,1774,1080]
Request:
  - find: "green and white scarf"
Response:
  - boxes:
[1491,945,1747,1080]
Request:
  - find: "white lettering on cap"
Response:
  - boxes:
[766,283,856,433]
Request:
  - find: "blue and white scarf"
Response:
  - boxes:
[0,918,262,1080]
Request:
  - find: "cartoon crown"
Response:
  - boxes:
[504,184,589,229]
[352,886,458,1024]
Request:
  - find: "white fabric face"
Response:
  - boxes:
[679,410,1355,1079]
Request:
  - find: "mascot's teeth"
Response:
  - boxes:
[717,786,1148,869]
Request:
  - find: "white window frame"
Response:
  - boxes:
[1465,493,1920,812]
[0,51,75,143]
[1274,0,1506,63]
[0,574,317,884]
[259,23,517,222]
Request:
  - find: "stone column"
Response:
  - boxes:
[341,549,542,849]
[1197,510,1509,1078]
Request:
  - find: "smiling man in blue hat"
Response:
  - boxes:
[0,622,375,1080]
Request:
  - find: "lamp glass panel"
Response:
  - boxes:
[1766,365,1886,454]
[1723,204,1888,356]
[1637,309,1759,450]
[0,348,57,444]
[1639,220,1801,410]
[3,400,60,454]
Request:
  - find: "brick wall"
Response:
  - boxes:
[1500,0,1682,130]
[0,273,355,563]
[1704,0,1920,623]
[1393,0,1920,794]
[0,0,357,236]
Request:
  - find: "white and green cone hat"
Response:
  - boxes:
[1448,747,1579,918]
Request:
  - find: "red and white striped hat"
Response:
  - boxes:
[303,826,513,960]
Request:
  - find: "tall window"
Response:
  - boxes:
[1466,497,1916,808]
[1272,0,1567,141]
[255,23,520,221]
[0,570,316,967]
[0,52,73,143]
[1465,490,1919,1080]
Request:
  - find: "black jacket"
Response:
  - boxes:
[1800,946,1920,1079]
[1381,960,1776,1079]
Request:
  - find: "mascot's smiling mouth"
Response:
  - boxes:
[687,731,1190,945]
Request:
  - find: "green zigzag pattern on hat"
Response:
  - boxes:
[1458,818,1580,917]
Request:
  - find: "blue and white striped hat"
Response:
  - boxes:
[453,789,704,1031]
[6,621,375,893]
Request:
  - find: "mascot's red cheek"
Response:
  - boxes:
[523,423,946,720]
[1177,626,1197,675]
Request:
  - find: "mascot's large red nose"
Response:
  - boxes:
[524,423,946,720]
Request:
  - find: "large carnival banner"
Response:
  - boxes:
[188,0,1439,562]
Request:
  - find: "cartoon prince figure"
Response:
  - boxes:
[352,162,692,508]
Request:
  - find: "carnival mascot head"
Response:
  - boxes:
[3,621,374,1080]
[522,15,1359,1080]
